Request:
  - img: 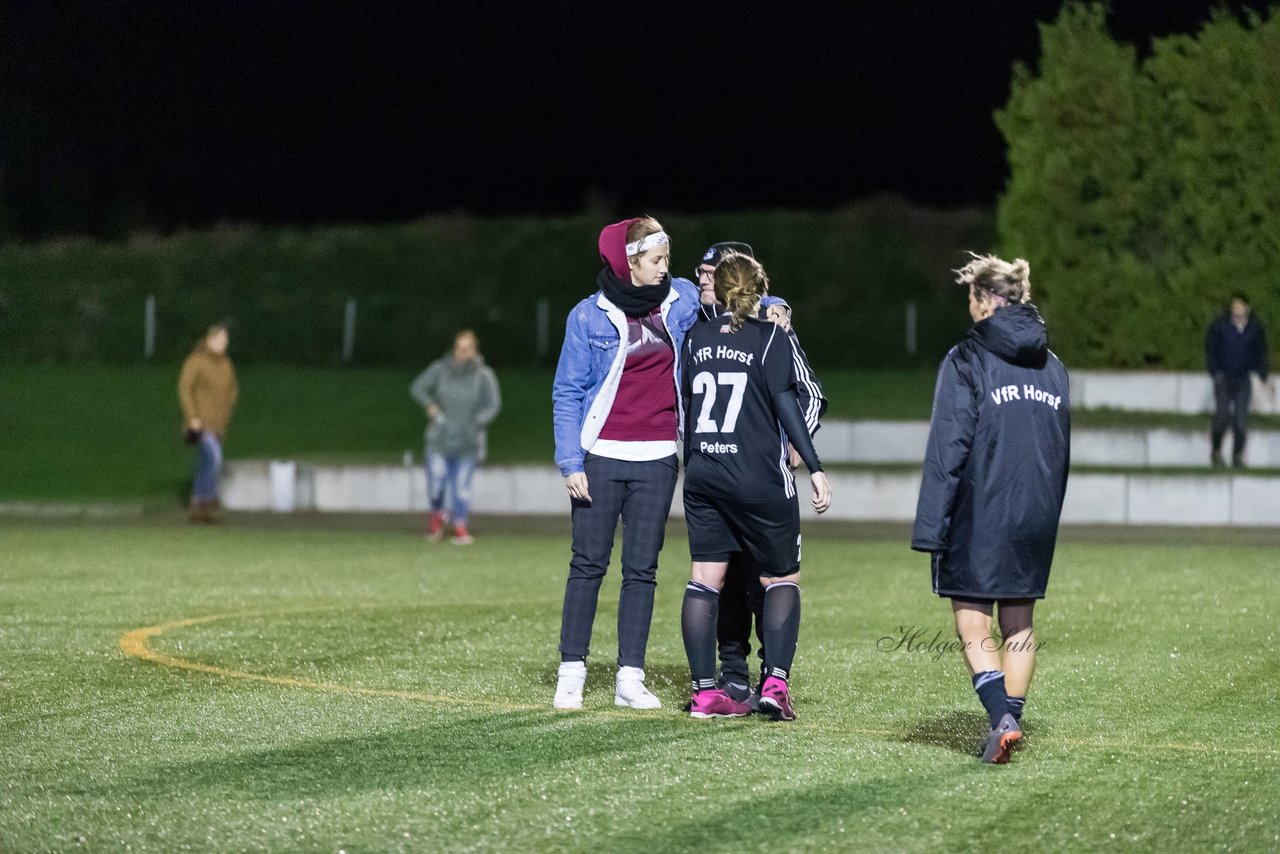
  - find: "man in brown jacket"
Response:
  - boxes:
[178,324,238,522]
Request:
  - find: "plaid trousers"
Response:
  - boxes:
[559,453,679,668]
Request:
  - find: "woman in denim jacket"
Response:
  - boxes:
[551,216,787,710]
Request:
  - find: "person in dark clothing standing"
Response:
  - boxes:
[680,251,831,721]
[1205,293,1272,468]
[693,241,827,708]
[911,253,1070,764]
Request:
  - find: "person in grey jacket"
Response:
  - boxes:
[410,330,501,544]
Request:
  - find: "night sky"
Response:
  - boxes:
[3,1,1274,236]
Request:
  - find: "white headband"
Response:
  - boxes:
[625,231,670,257]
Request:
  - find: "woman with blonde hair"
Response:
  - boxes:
[912,252,1070,763]
[678,251,830,720]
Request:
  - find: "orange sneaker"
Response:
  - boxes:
[426,511,445,542]
[451,523,473,545]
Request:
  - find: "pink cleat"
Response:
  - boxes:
[689,688,752,719]
[757,676,795,722]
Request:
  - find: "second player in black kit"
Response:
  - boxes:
[679,251,831,721]
[693,241,827,707]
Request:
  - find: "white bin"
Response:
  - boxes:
[269,460,297,513]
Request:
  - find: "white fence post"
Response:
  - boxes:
[905,301,918,357]
[536,298,550,359]
[342,297,357,363]
[144,294,156,359]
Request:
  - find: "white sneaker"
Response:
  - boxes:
[553,661,586,710]
[615,666,662,709]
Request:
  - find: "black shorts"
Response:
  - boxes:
[684,490,801,578]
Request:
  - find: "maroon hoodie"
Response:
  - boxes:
[598,217,639,279]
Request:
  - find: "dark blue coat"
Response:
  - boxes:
[1205,312,1268,381]
[911,304,1071,600]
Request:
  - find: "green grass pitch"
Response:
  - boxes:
[2,516,1277,851]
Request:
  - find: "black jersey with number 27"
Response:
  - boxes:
[682,315,801,502]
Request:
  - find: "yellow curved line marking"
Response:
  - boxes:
[119,610,1280,757]
[120,609,546,712]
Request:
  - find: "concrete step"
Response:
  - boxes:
[814,421,1280,467]
[1070,370,1278,414]
[222,461,1280,527]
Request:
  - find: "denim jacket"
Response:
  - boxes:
[552,277,784,476]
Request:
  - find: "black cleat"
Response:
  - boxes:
[718,678,751,703]
[981,713,1022,764]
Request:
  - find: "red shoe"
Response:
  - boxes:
[451,523,473,545]
[426,511,445,541]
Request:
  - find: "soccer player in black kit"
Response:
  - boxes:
[679,251,832,721]
[693,242,827,707]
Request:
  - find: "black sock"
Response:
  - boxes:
[972,670,1008,728]
[681,582,719,692]
[761,582,801,682]
[1007,695,1026,723]
[749,581,767,685]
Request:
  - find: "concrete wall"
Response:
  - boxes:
[814,421,931,464]
[222,461,1280,527]
[806,372,1280,464]
[220,370,1280,525]
[1070,371,1278,414]
[813,422,1280,467]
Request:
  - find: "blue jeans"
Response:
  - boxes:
[427,452,476,525]
[192,431,223,503]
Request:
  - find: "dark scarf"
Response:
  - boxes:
[597,268,671,317]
